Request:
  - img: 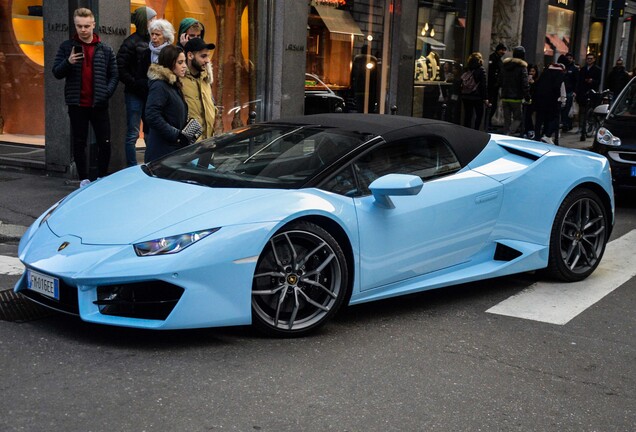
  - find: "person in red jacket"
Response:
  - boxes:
[52,8,118,181]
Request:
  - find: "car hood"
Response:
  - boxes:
[47,167,285,245]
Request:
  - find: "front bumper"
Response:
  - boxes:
[15,221,276,329]
[593,142,636,187]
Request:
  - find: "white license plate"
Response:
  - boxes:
[26,269,59,300]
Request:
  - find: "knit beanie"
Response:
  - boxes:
[131,6,157,36]
[178,17,206,43]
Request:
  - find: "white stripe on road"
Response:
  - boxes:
[0,255,24,276]
[487,229,636,325]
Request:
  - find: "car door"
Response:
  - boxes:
[351,136,503,291]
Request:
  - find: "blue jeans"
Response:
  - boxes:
[124,93,144,167]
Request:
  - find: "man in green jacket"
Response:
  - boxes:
[182,38,217,139]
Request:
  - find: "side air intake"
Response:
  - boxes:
[494,243,523,261]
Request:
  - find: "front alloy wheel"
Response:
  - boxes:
[251,221,348,337]
[547,188,608,281]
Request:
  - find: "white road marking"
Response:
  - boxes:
[487,229,636,325]
[0,255,24,276]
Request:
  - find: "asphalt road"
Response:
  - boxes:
[0,168,634,431]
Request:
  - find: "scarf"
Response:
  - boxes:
[149,41,169,64]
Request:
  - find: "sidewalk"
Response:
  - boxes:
[0,129,598,243]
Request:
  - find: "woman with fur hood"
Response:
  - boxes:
[144,45,192,162]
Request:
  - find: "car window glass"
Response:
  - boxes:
[353,137,460,195]
[148,125,372,188]
[321,165,358,197]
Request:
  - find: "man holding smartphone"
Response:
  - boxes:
[52,7,118,182]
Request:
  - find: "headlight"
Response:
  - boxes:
[39,199,63,227]
[133,228,220,257]
[596,127,621,146]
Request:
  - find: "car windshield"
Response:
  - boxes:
[146,124,372,188]
[609,80,636,119]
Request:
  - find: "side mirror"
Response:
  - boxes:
[593,103,609,116]
[369,174,423,209]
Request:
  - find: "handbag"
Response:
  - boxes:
[569,101,579,118]
[182,118,203,143]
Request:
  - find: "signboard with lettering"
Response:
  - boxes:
[549,0,576,11]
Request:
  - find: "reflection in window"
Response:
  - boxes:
[610,84,636,118]
[354,138,460,195]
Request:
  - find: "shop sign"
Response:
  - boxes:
[48,23,70,32]
[98,25,128,36]
[286,44,305,52]
[549,0,576,10]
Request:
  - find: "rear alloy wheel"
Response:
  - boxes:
[251,221,348,337]
[547,188,609,281]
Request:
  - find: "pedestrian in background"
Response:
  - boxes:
[499,46,530,136]
[136,19,176,99]
[177,18,205,49]
[606,57,630,97]
[116,6,156,167]
[182,38,217,140]
[560,52,578,132]
[534,63,566,144]
[144,45,199,162]
[52,7,118,182]
[487,43,506,130]
[460,52,488,130]
[576,53,601,136]
[523,64,539,139]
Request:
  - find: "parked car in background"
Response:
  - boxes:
[593,77,636,188]
[304,73,345,114]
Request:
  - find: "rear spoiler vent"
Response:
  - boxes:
[502,146,541,161]
[494,243,523,261]
[497,141,550,161]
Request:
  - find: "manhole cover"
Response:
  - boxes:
[0,289,53,322]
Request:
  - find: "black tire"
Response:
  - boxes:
[251,221,349,337]
[546,188,609,282]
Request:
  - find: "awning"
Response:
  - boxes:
[544,42,554,56]
[418,36,446,50]
[546,34,569,55]
[315,5,363,41]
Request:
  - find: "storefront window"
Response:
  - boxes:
[412,1,468,122]
[544,4,575,64]
[306,0,384,114]
[0,0,45,142]
[140,0,259,133]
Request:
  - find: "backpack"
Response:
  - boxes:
[461,71,478,94]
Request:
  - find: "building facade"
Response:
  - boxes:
[0,0,630,175]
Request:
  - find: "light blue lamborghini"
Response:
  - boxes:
[16,114,614,336]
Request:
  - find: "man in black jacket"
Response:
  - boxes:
[487,43,506,129]
[606,57,630,97]
[560,52,578,132]
[52,8,118,182]
[576,53,602,139]
[499,46,530,136]
[116,6,156,167]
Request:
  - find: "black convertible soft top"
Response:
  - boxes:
[271,113,491,168]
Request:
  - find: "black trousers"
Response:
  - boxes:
[68,105,111,180]
[462,98,484,130]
